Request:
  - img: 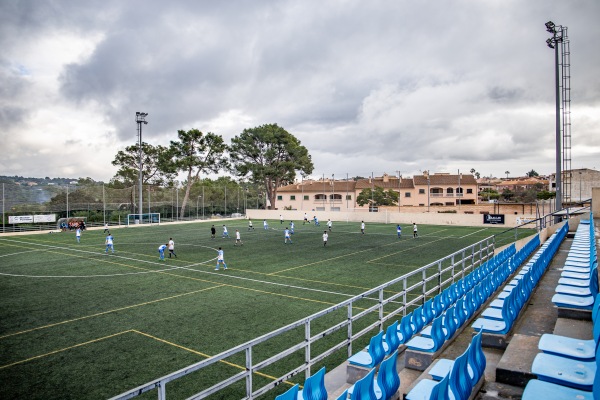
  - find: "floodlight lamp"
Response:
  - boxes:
[545,21,555,33]
[546,38,555,49]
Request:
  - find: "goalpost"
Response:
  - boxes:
[126,213,161,226]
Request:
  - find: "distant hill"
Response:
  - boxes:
[0,175,80,186]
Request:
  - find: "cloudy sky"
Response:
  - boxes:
[1,0,599,183]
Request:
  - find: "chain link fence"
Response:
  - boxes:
[0,182,265,233]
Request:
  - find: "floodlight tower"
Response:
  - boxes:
[545,21,571,213]
[136,112,148,220]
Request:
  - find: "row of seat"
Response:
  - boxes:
[405,330,486,399]
[346,245,512,371]
[404,243,529,353]
[522,217,600,399]
[553,218,599,309]
[471,223,568,335]
[403,236,540,353]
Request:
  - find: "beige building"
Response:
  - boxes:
[276,172,478,211]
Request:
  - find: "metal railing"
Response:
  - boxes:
[110,236,495,400]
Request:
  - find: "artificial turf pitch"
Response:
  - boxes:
[0,219,531,399]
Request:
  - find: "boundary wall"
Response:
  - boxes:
[247,209,531,228]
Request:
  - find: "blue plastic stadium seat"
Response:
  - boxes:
[349,368,380,400]
[406,315,445,352]
[382,321,400,355]
[348,331,386,368]
[531,353,597,391]
[298,367,327,400]
[274,383,298,400]
[521,379,597,400]
[538,295,600,361]
[397,313,414,344]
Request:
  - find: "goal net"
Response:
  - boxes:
[126,213,161,226]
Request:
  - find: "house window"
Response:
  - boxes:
[315,194,326,200]
[405,192,411,197]
[419,189,425,194]
[277,195,282,201]
[446,188,454,194]
[290,195,296,200]
[346,195,352,200]
[329,194,342,200]
[466,189,473,194]
[303,195,309,200]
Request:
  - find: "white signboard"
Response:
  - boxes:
[34,214,57,223]
[9,215,34,224]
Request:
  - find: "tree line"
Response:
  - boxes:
[110,123,314,216]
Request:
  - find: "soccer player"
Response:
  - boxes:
[211,225,216,239]
[222,225,230,238]
[158,243,167,260]
[327,219,332,232]
[280,215,284,224]
[235,230,243,246]
[397,225,402,239]
[215,247,227,270]
[248,220,254,231]
[263,219,269,230]
[413,223,418,238]
[76,227,82,243]
[290,221,295,234]
[323,231,328,247]
[168,238,177,258]
[303,213,309,224]
[284,227,293,244]
[105,233,114,254]
[313,216,320,226]
[361,221,365,235]
[103,223,109,233]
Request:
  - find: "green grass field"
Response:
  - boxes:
[0,219,533,399]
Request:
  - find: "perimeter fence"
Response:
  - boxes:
[0,182,263,233]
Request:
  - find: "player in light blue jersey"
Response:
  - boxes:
[104,233,114,254]
[76,228,82,243]
[290,221,295,234]
[215,247,227,270]
[158,244,167,260]
[284,228,293,244]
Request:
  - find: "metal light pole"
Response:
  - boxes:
[136,112,148,221]
[427,171,430,213]
[545,21,563,214]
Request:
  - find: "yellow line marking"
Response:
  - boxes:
[0,327,297,388]
[131,330,297,387]
[0,285,226,340]
[0,330,133,370]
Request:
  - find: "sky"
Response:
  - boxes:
[1,0,599,183]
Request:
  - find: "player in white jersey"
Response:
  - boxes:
[76,228,82,243]
[323,231,328,247]
[327,219,332,232]
[361,221,365,235]
[235,230,243,246]
[222,225,229,238]
[168,238,177,258]
[413,223,418,238]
